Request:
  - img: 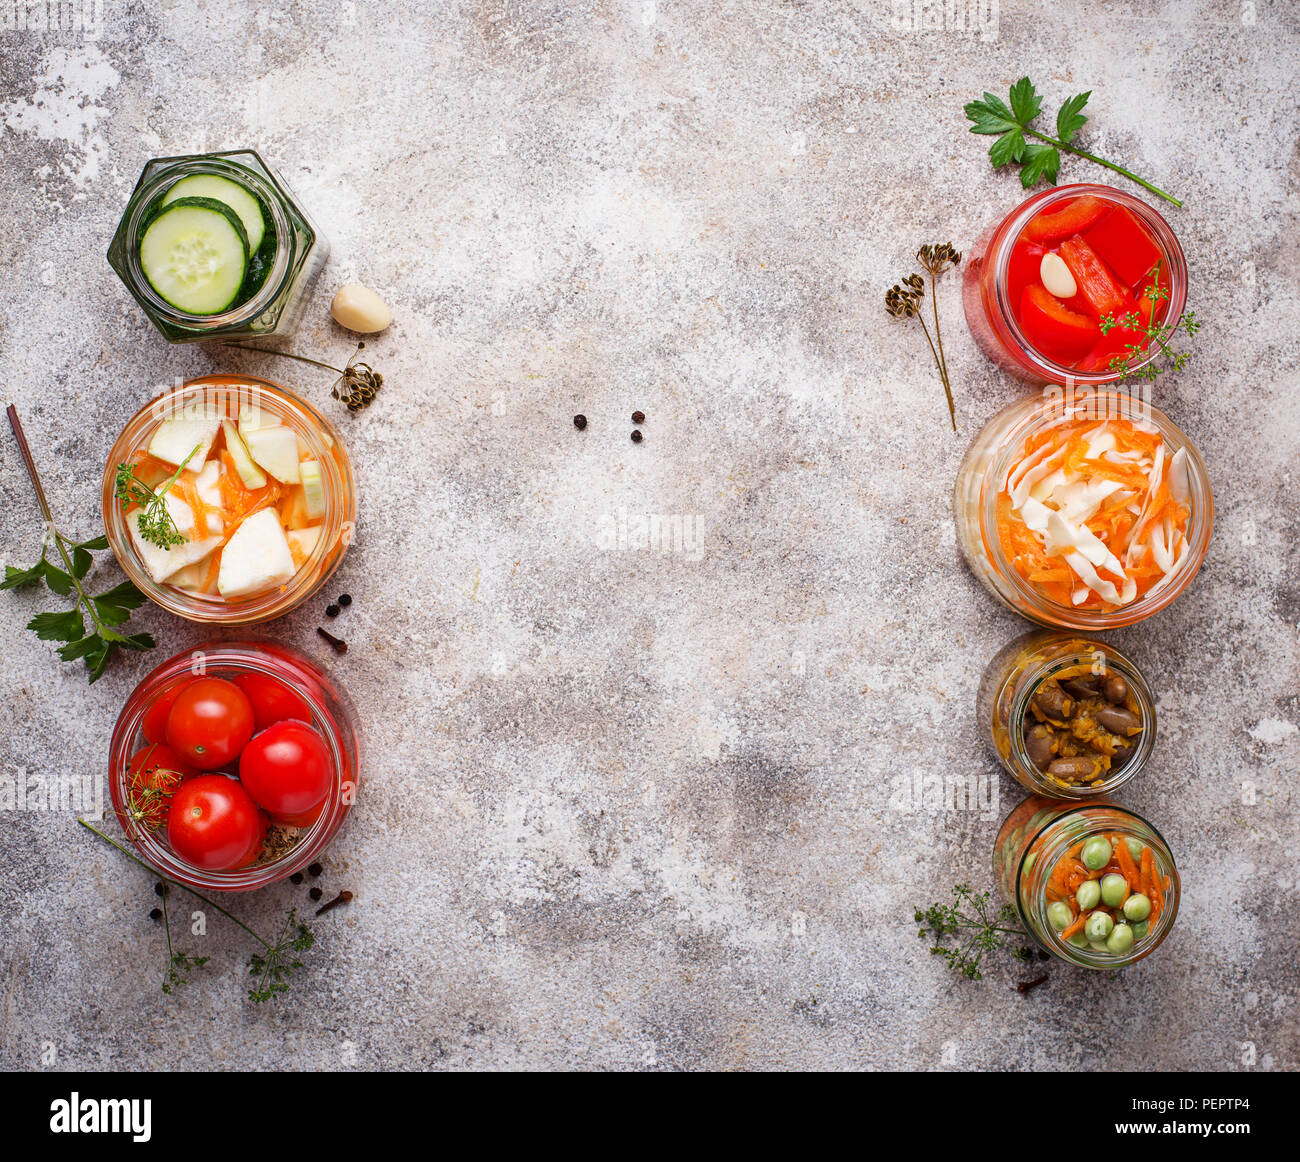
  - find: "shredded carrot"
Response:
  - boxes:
[1115,838,1141,889]
[1060,913,1088,940]
[997,416,1192,611]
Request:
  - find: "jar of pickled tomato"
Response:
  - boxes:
[954,388,1212,629]
[102,374,356,625]
[978,630,1156,798]
[108,642,359,891]
[994,795,1179,968]
[962,183,1187,385]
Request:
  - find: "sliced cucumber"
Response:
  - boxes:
[161,173,266,253]
[139,196,249,315]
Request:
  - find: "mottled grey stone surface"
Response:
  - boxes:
[1,1,1297,1071]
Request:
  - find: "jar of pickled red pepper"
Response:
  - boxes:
[994,795,1179,968]
[978,630,1156,798]
[954,387,1213,629]
[962,183,1187,385]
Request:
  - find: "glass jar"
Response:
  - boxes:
[108,642,360,892]
[962,183,1186,385]
[107,150,327,343]
[102,373,356,625]
[978,630,1155,797]
[954,387,1212,629]
[994,795,1179,968]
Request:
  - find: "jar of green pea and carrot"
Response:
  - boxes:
[993,795,1179,969]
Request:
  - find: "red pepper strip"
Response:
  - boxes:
[1058,234,1131,320]
[1024,196,1110,244]
[1082,205,1162,286]
[1018,284,1099,361]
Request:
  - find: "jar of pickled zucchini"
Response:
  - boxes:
[978,630,1156,798]
[994,795,1179,968]
[953,387,1213,629]
[101,373,356,625]
[107,150,327,342]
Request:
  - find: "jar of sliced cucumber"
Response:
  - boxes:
[107,150,328,343]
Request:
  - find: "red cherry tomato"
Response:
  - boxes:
[1017,284,1099,361]
[165,678,255,770]
[1022,195,1109,244]
[166,775,266,871]
[233,672,311,732]
[238,721,332,820]
[275,797,328,829]
[125,744,197,830]
[142,678,194,744]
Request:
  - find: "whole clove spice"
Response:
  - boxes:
[1016,973,1050,995]
[315,890,354,917]
[317,627,347,654]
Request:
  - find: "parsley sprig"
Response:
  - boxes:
[3,406,154,683]
[80,820,316,1004]
[114,443,201,550]
[915,884,1030,980]
[965,77,1182,207]
[1100,259,1200,382]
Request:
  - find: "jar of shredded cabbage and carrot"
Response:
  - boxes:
[978,630,1156,798]
[994,795,1179,968]
[954,387,1212,629]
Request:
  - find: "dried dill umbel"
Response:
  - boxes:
[886,242,962,431]
[222,341,384,414]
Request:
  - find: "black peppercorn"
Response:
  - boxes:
[154,882,166,897]
[308,862,323,878]
[290,872,304,885]
[309,886,324,901]
[631,430,643,443]
[573,414,587,430]
[326,604,341,618]
[338,594,352,607]
[632,410,645,424]
[149,907,162,921]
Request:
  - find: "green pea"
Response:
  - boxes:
[1100,873,1128,907]
[1106,922,1135,954]
[1087,939,1110,952]
[1124,837,1144,862]
[1132,920,1150,940]
[1023,851,1037,875]
[1084,910,1114,942]
[1066,932,1090,949]
[1081,836,1112,870]
[1123,893,1152,922]
[1047,901,1073,931]
[1075,880,1100,911]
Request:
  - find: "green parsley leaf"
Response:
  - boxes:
[1056,90,1090,144]
[28,608,85,643]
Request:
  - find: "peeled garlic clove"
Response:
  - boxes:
[1039,252,1078,300]
[330,284,392,334]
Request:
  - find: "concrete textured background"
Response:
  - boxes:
[1,0,1297,1072]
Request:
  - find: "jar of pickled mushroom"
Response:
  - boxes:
[954,387,1212,629]
[994,795,1179,968]
[978,630,1155,798]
